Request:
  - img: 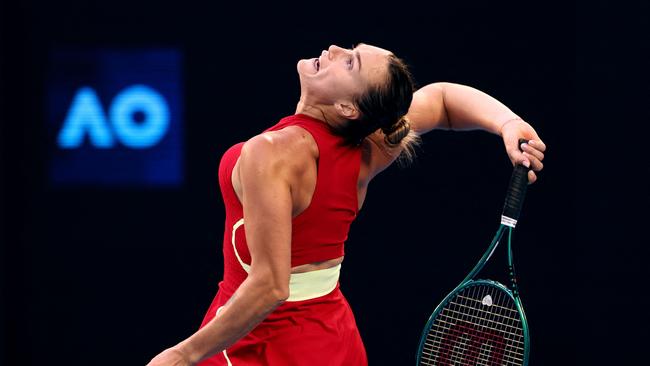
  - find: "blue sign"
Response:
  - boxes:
[47,49,183,186]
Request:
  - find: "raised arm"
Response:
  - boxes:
[367,82,546,183]
[409,82,545,182]
[147,133,297,366]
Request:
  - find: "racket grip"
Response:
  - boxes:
[501,139,530,227]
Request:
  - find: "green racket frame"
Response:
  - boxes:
[416,140,533,365]
[415,225,531,365]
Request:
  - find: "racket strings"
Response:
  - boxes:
[423,300,524,364]
[421,286,523,365]
[419,284,525,365]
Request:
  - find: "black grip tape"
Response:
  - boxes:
[502,139,530,221]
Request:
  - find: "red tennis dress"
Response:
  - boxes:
[197,114,368,366]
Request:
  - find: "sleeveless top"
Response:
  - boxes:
[216,113,362,297]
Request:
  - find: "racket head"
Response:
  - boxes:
[416,280,530,366]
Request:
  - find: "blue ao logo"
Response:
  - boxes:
[57,85,170,149]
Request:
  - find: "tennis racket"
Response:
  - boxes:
[415,139,532,366]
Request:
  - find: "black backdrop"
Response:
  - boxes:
[1,0,644,365]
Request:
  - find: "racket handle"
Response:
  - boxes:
[501,139,530,227]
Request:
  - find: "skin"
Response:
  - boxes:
[147,44,546,366]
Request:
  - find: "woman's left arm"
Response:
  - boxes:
[406,82,546,183]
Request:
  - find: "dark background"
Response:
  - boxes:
[1,0,645,365]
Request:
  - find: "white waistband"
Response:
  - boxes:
[232,218,340,302]
[286,264,340,302]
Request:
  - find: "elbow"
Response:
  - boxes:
[262,283,289,309]
[271,285,289,304]
[266,273,289,303]
[250,271,290,306]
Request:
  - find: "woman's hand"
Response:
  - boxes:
[500,118,546,184]
[146,346,193,366]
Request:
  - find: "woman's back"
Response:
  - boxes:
[196,114,370,365]
[217,113,365,296]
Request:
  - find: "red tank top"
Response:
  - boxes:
[216,114,362,296]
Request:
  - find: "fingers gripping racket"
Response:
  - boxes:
[416,139,532,366]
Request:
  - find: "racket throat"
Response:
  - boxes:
[461,226,507,284]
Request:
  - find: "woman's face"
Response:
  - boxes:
[297,43,392,107]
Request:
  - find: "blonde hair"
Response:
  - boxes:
[380,115,420,164]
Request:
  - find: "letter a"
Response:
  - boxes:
[57,87,114,148]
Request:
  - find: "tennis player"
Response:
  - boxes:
[147,43,546,366]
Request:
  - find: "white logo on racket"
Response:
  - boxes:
[482,294,493,306]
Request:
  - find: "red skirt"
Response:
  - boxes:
[197,283,367,366]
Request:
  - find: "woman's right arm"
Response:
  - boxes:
[364,82,545,183]
[147,133,297,365]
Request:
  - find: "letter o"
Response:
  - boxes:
[109,85,170,148]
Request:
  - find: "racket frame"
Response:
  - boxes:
[415,224,531,365]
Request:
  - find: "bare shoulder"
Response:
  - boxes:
[240,126,318,176]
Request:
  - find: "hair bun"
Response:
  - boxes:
[382,116,411,146]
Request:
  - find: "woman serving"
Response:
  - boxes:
[147,43,546,366]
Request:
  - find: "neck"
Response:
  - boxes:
[295,100,323,120]
[295,100,344,129]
